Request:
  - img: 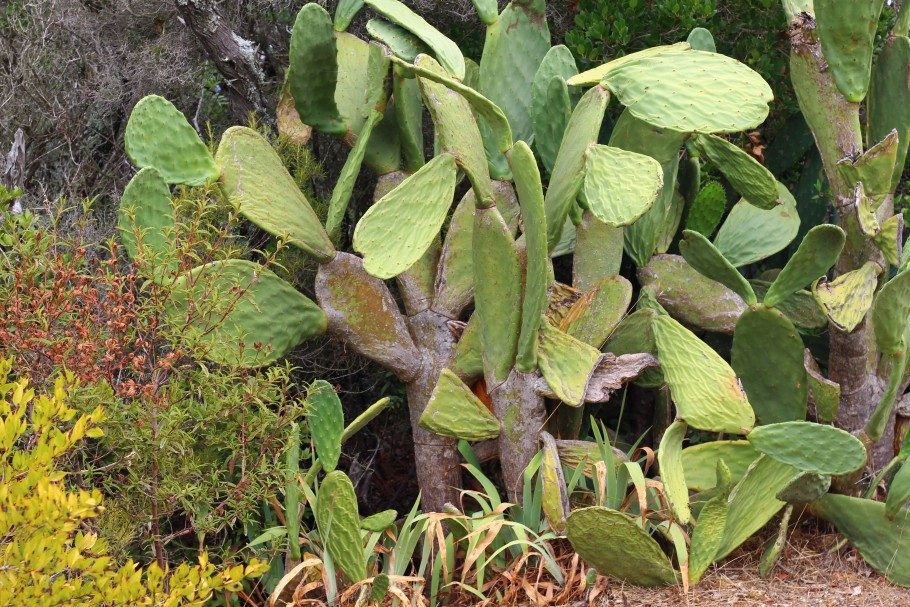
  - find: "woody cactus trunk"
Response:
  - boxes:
[782,0,910,469]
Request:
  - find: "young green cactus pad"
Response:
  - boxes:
[450,318,483,382]
[124,95,219,186]
[686,27,716,53]
[215,127,335,263]
[566,507,678,586]
[812,494,910,587]
[691,134,779,209]
[366,19,430,61]
[364,0,464,79]
[334,0,364,31]
[712,183,800,267]
[658,420,691,524]
[474,206,523,385]
[536,322,603,407]
[360,509,398,531]
[315,252,421,382]
[540,431,569,533]
[595,47,773,134]
[812,261,881,332]
[478,0,550,145]
[684,181,727,238]
[638,255,747,334]
[715,455,801,560]
[509,141,549,373]
[315,471,368,584]
[867,35,910,191]
[433,184,520,318]
[307,380,345,473]
[653,315,755,434]
[564,276,633,349]
[573,213,623,290]
[581,145,663,227]
[775,471,831,503]
[731,306,808,425]
[531,45,578,173]
[814,0,886,102]
[750,281,828,331]
[568,43,691,86]
[170,260,326,367]
[544,85,610,249]
[679,230,757,305]
[393,73,425,171]
[804,351,841,423]
[413,55,492,193]
[763,225,846,307]
[353,153,457,279]
[418,369,500,441]
[335,33,390,139]
[688,496,728,584]
[117,167,174,265]
[886,461,910,520]
[836,130,900,206]
[681,440,759,492]
[871,270,910,356]
[289,4,345,135]
[747,421,866,475]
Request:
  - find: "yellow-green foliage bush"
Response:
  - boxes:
[0,359,268,606]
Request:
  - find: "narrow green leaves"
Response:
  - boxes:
[353,153,457,279]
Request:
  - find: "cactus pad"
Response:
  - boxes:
[531,46,579,173]
[713,183,800,267]
[750,281,828,331]
[684,181,727,238]
[289,4,344,135]
[873,214,903,266]
[474,206,523,384]
[776,471,831,503]
[763,225,846,308]
[366,18,430,61]
[419,369,500,441]
[653,314,755,434]
[686,27,716,53]
[812,261,880,332]
[747,421,866,475]
[335,33,390,138]
[814,0,885,102]
[353,153,457,279]
[568,43,692,86]
[566,507,678,586]
[638,255,747,334]
[812,494,910,586]
[598,48,772,134]
[692,134,779,209]
[689,495,727,584]
[658,420,691,524]
[216,126,335,263]
[510,142,550,373]
[537,322,603,407]
[451,317,483,382]
[836,130,899,207]
[364,0,465,79]
[886,461,910,520]
[867,35,910,191]
[804,351,841,423]
[731,306,808,425]
[334,0,364,30]
[170,260,326,367]
[715,455,801,559]
[361,509,398,531]
[572,213,624,290]
[581,145,663,227]
[124,95,218,186]
[316,471,367,583]
[308,380,345,472]
[681,440,759,492]
[540,431,570,533]
[565,276,633,349]
[315,253,421,382]
[433,183,519,318]
[544,85,609,250]
[118,167,175,266]
[680,230,757,305]
[871,270,910,356]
